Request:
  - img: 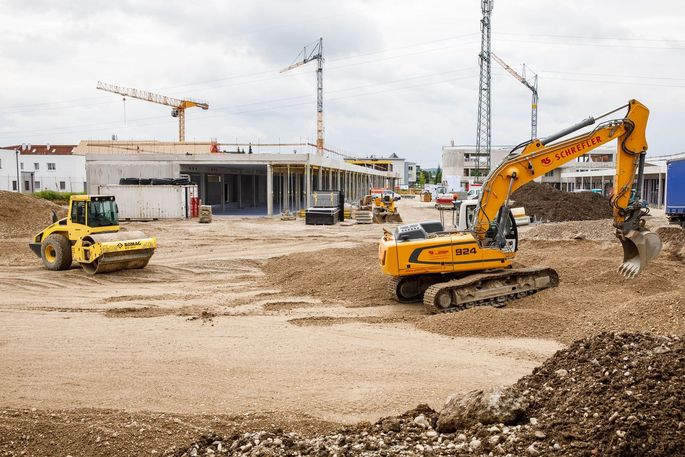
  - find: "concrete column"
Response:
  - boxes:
[318,166,322,191]
[221,174,226,213]
[238,174,243,209]
[305,163,312,208]
[266,164,273,216]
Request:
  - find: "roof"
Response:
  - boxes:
[2,144,76,155]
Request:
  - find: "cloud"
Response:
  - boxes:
[0,0,683,161]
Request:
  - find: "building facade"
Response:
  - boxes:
[0,145,86,193]
[344,153,409,188]
[78,140,398,216]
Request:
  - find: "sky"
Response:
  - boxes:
[1,0,684,166]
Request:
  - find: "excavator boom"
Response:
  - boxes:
[475,99,660,277]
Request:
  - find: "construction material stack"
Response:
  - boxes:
[199,205,212,223]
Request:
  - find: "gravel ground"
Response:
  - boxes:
[174,332,684,457]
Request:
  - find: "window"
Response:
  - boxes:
[87,200,118,227]
[71,201,86,225]
[12,180,17,191]
[24,180,30,191]
[47,163,56,170]
[34,181,40,189]
[20,163,23,170]
[34,163,39,170]
[59,181,66,190]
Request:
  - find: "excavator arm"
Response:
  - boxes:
[475,99,661,277]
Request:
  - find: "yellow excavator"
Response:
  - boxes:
[379,99,661,313]
[29,195,157,274]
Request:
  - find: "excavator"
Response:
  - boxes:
[29,195,157,274]
[379,99,661,313]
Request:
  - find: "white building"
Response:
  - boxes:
[405,162,417,187]
[441,144,511,191]
[345,153,410,188]
[0,145,86,193]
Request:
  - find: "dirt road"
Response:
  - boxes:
[0,199,562,426]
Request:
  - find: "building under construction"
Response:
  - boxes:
[76,141,398,216]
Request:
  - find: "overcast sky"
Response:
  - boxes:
[1,0,684,165]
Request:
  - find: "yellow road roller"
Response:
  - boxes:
[29,195,157,274]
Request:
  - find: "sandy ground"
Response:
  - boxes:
[0,199,563,427]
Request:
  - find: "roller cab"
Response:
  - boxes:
[30,195,157,274]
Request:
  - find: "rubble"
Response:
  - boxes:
[175,333,685,457]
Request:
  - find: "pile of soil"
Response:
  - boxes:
[417,238,685,344]
[261,243,394,308]
[177,332,684,456]
[657,226,685,261]
[521,219,616,242]
[512,182,612,222]
[0,190,66,238]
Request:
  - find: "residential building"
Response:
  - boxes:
[0,145,86,193]
[344,153,409,187]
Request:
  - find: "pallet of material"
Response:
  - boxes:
[305,207,340,225]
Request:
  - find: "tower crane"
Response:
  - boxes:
[280,38,324,156]
[96,81,209,142]
[492,53,539,139]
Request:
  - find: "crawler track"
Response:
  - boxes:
[422,267,559,314]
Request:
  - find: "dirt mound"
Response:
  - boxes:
[657,226,685,261]
[177,333,684,456]
[417,239,685,344]
[512,182,612,222]
[0,190,66,238]
[521,219,617,241]
[261,243,394,307]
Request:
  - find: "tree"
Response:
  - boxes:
[434,166,443,185]
[417,171,426,188]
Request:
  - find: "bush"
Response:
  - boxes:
[33,190,82,204]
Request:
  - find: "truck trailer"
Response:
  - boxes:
[666,158,685,228]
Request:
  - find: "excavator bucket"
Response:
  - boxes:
[373,211,388,224]
[386,212,403,223]
[80,231,156,275]
[618,228,662,278]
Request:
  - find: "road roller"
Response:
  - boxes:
[29,195,157,274]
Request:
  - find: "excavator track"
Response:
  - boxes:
[423,267,559,314]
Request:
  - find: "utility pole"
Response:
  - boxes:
[15,149,20,193]
[281,38,324,156]
[474,0,493,181]
[492,53,539,139]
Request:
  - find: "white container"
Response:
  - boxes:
[98,184,198,220]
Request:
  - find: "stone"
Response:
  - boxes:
[529,418,538,426]
[426,430,438,438]
[555,369,569,378]
[437,388,530,432]
[469,438,481,450]
[457,433,467,442]
[527,444,540,455]
[413,414,431,429]
[534,430,546,439]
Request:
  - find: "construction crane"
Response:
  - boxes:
[280,38,324,156]
[474,0,493,182]
[492,53,539,139]
[96,81,209,142]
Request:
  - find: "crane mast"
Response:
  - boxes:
[491,53,539,139]
[96,82,209,142]
[474,0,493,182]
[281,38,324,156]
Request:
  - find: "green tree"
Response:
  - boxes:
[434,166,442,185]
[417,171,426,188]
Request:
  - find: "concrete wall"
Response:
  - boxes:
[86,160,180,194]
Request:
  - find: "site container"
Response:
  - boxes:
[666,158,685,227]
[98,184,198,220]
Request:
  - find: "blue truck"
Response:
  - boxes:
[666,158,685,228]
